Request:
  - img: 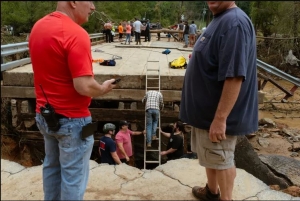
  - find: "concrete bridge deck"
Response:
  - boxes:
[2,37,192,102]
[2,38,192,89]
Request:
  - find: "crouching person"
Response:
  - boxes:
[99,123,122,165]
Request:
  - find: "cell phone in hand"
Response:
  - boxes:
[112,78,121,84]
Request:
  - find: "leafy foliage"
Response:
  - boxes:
[1,1,56,35]
[1,1,299,40]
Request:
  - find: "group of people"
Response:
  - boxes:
[104,20,133,44]
[29,1,258,201]
[99,89,192,165]
[99,118,193,166]
[175,20,198,48]
[104,18,153,45]
[99,120,145,165]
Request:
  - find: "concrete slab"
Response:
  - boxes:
[3,37,192,90]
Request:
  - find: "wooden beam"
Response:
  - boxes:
[18,131,103,146]
[150,29,183,33]
[18,108,179,123]
[257,73,293,96]
[90,108,179,122]
[1,86,182,101]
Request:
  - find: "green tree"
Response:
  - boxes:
[236,1,251,16]
[1,1,55,35]
[250,1,280,37]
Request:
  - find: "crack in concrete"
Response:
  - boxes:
[242,195,258,200]
[156,169,192,188]
[254,188,293,200]
[89,165,99,171]
[110,167,146,189]
[1,167,26,175]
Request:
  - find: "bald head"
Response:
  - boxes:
[56,1,95,25]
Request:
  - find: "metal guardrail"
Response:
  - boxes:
[257,59,300,87]
[1,33,108,72]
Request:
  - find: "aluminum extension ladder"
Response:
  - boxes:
[143,60,161,169]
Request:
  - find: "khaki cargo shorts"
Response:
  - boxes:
[191,127,237,170]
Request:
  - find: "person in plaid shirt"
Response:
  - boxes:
[142,90,164,147]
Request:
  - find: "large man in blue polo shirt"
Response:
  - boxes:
[180,1,258,201]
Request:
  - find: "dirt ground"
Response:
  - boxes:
[253,79,300,159]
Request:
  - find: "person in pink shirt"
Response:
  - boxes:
[124,21,132,45]
[115,120,145,164]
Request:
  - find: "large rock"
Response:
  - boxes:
[1,159,299,200]
[235,136,290,188]
[259,154,300,186]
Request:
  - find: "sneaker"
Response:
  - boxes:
[147,143,151,148]
[152,136,157,140]
[192,184,220,201]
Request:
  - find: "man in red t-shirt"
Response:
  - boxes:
[29,2,117,200]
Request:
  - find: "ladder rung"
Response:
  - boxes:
[147,78,159,80]
[147,61,159,62]
[145,161,160,163]
[146,149,160,152]
[147,87,160,89]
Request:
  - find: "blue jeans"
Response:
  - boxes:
[146,109,159,143]
[184,34,189,46]
[35,113,94,200]
[125,33,131,43]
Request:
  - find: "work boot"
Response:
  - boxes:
[152,136,158,140]
[147,143,151,148]
[136,42,138,45]
[192,184,220,201]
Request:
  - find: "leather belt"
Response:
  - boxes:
[55,113,68,119]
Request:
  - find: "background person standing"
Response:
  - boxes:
[183,21,190,48]
[144,19,150,42]
[180,1,258,201]
[133,17,142,45]
[124,21,132,45]
[189,20,197,47]
[118,22,123,42]
[156,20,162,41]
[104,20,112,43]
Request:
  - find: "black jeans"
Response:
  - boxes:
[134,31,141,43]
[144,29,150,41]
[105,29,111,43]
